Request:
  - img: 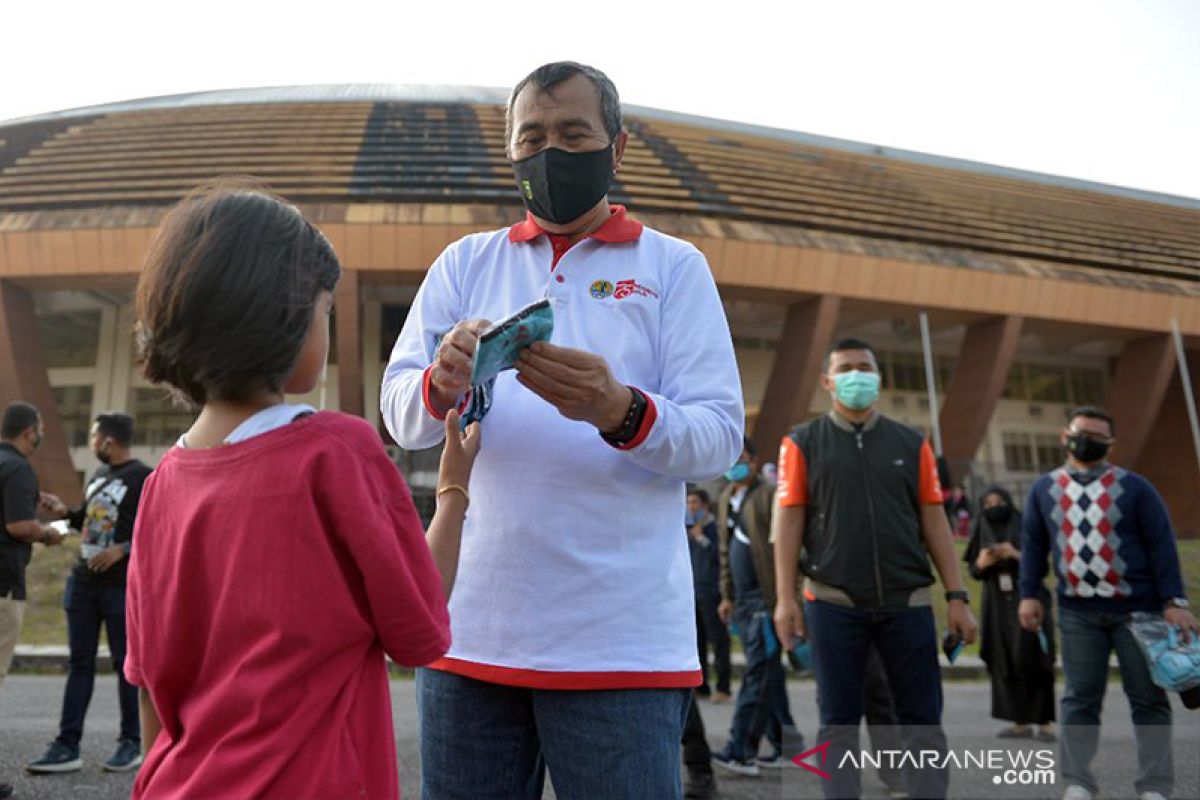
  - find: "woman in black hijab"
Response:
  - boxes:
[964,486,1056,740]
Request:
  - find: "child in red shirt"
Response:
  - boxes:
[124,183,478,798]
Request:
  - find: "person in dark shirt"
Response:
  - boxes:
[687,488,729,701]
[1,401,65,799]
[712,439,797,777]
[28,413,152,775]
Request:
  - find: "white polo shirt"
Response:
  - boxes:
[381,206,744,689]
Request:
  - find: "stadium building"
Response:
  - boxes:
[0,86,1196,532]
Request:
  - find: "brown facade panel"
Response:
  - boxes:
[939,315,1025,485]
[0,279,82,504]
[1136,350,1200,539]
[752,295,842,458]
[1106,334,1176,470]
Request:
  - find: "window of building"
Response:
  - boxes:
[380,304,411,362]
[1003,363,1027,400]
[936,357,956,392]
[50,386,94,448]
[1002,432,1037,473]
[1026,364,1070,403]
[1068,367,1105,406]
[36,310,101,368]
[889,352,926,391]
[128,388,195,447]
[1033,434,1064,472]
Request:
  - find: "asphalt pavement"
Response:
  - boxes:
[1,675,1197,799]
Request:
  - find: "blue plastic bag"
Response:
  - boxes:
[1128,612,1200,693]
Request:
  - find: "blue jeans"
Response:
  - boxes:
[58,575,139,749]
[1058,606,1173,796]
[726,592,794,760]
[805,599,947,800]
[416,668,691,800]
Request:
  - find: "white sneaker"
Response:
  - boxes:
[1137,793,1168,800]
[1062,787,1094,800]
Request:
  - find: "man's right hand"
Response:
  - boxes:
[41,527,63,547]
[1018,597,1044,632]
[774,598,805,651]
[429,319,491,413]
[718,599,733,625]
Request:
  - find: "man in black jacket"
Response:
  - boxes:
[1,401,66,798]
[712,439,799,776]
[28,413,151,776]
[773,338,977,799]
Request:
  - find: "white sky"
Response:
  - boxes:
[3,0,1198,199]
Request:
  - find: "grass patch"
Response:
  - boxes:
[18,534,1200,650]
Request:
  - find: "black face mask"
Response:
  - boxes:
[512,144,614,225]
[1066,434,1110,465]
[983,506,1012,527]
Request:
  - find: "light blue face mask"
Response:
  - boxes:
[724,462,751,482]
[833,370,881,410]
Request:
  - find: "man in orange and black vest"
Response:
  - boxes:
[773,338,977,800]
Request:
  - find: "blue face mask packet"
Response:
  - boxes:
[470,298,555,387]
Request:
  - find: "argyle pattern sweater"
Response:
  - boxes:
[1021,464,1186,614]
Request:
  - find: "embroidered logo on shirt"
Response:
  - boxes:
[613,279,659,300]
[589,280,614,299]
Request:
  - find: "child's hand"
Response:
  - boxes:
[438,409,481,492]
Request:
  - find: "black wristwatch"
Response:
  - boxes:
[600,387,648,448]
[945,590,970,604]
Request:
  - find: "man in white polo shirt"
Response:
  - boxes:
[381,61,744,800]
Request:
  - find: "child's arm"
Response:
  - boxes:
[425,410,480,597]
[139,688,161,757]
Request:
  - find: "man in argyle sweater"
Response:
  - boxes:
[1019,406,1198,800]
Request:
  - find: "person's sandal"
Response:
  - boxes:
[997,726,1033,738]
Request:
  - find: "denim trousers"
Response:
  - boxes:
[58,575,139,749]
[726,590,794,760]
[416,667,691,800]
[1058,606,1173,796]
[805,599,947,799]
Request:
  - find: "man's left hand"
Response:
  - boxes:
[39,492,67,518]
[516,342,631,432]
[1165,607,1200,644]
[87,545,127,574]
[947,599,978,644]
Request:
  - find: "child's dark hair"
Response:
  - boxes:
[135,181,341,406]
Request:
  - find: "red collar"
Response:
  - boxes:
[508,205,644,244]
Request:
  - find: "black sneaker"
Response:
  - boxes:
[104,739,143,772]
[712,747,760,777]
[0,782,13,799]
[26,741,82,774]
[684,767,718,799]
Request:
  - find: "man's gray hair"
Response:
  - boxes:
[506,61,623,147]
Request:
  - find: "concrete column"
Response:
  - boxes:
[106,304,136,412]
[938,315,1024,485]
[753,295,841,458]
[1106,333,1175,469]
[91,304,118,417]
[362,299,382,429]
[0,280,81,503]
[335,269,363,417]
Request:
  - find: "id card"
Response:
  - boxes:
[998,573,1014,593]
[469,299,554,386]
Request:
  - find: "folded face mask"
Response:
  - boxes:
[470,298,555,386]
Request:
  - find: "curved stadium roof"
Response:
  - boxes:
[0,84,1196,283]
